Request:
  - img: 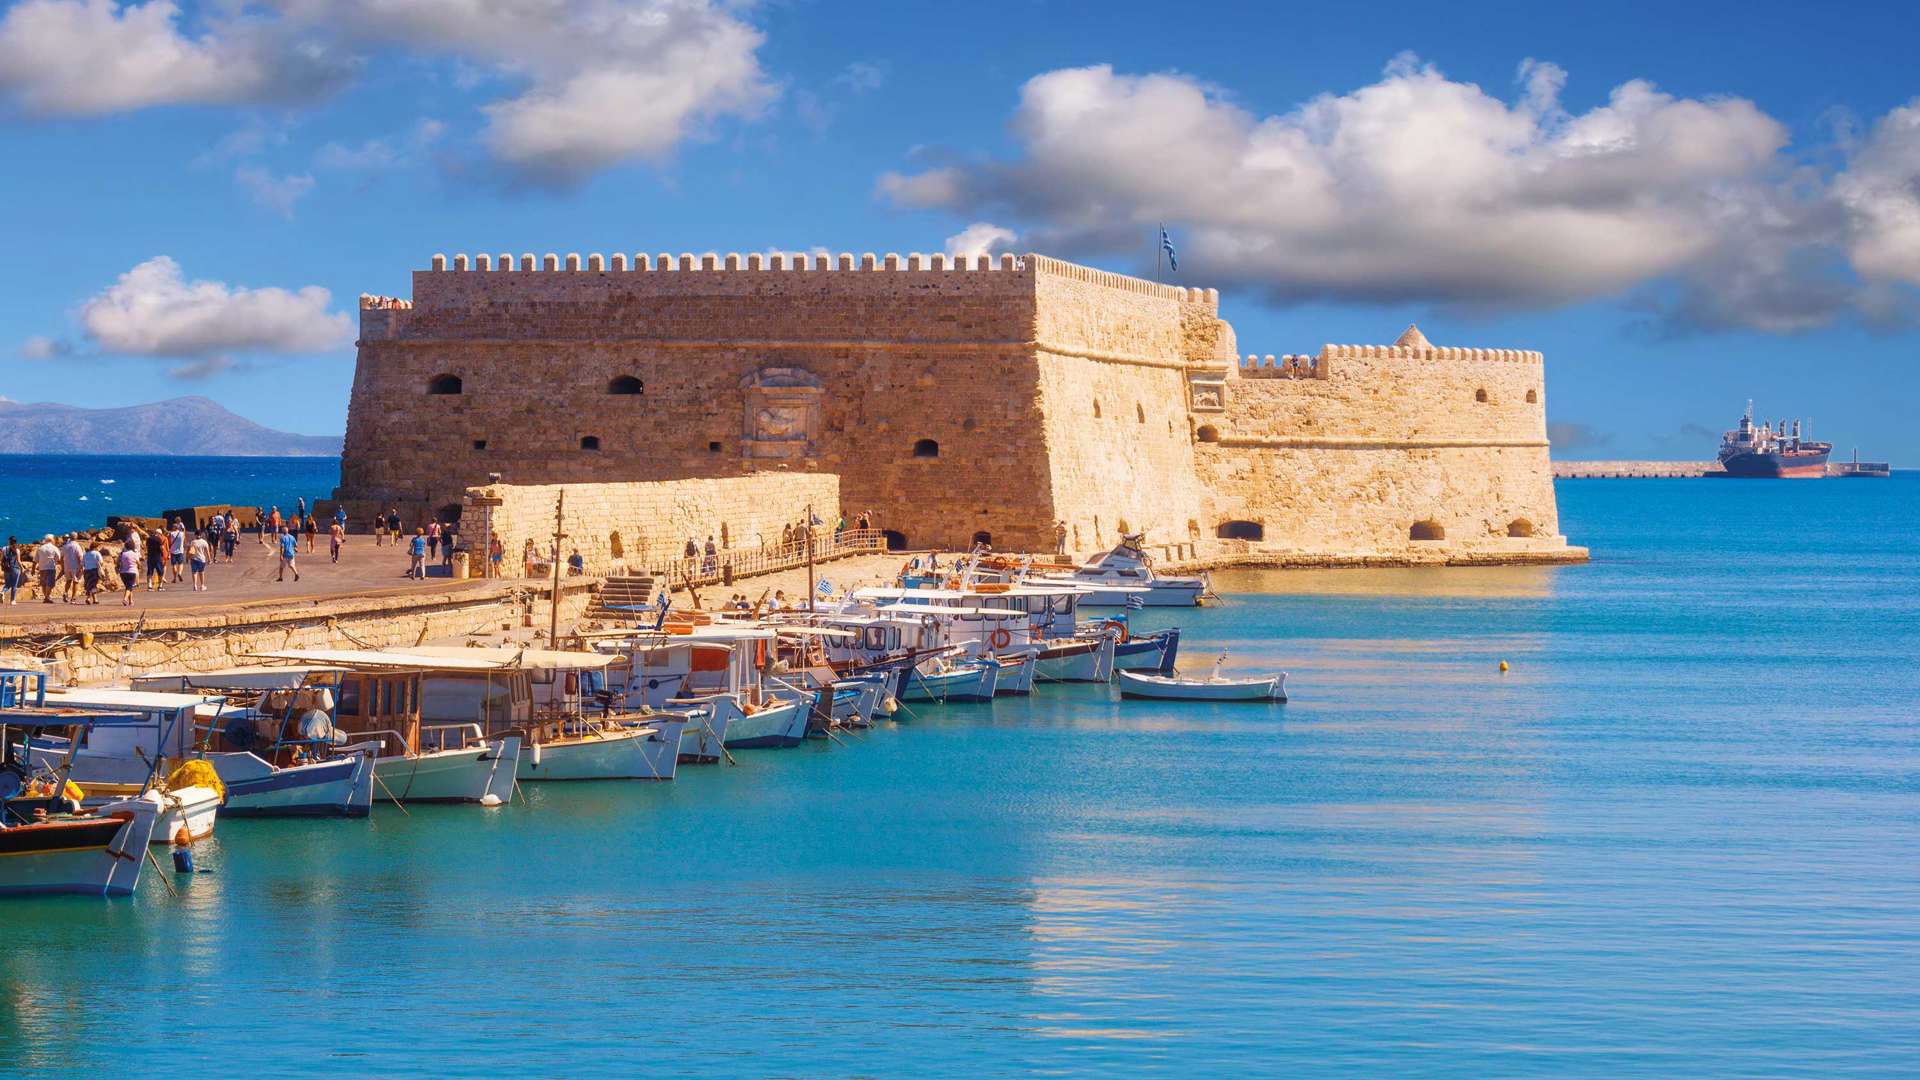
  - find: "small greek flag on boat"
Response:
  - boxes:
[816,578,833,597]
[1126,593,1146,610]
[1159,226,1178,272]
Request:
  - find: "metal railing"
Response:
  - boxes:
[654,528,888,588]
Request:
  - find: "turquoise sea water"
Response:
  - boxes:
[0,455,340,538]
[5,477,1918,1076]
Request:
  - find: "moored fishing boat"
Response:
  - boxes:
[244,650,522,805]
[32,688,226,842]
[1029,534,1207,607]
[397,646,685,782]
[1,693,165,897]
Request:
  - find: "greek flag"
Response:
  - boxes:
[816,578,833,597]
[1125,593,1146,610]
[1159,226,1177,272]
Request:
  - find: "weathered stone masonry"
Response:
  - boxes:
[339,251,1580,563]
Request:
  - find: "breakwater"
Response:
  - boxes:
[1554,460,1719,478]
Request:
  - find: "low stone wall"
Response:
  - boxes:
[0,580,595,687]
[462,473,841,578]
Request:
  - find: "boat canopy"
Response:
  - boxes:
[43,688,225,711]
[874,604,1027,619]
[249,648,502,671]
[398,646,622,670]
[0,707,151,729]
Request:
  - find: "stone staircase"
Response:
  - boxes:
[586,574,658,621]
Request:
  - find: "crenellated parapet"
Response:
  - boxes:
[1312,343,1543,364]
[1238,354,1329,380]
[427,250,1029,273]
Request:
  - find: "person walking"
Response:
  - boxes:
[387,508,402,541]
[79,543,102,603]
[145,528,167,591]
[189,532,211,591]
[32,535,59,604]
[426,521,441,560]
[702,536,717,577]
[276,527,300,582]
[2,538,21,605]
[116,544,139,606]
[59,533,84,603]
[303,512,318,554]
[296,496,307,521]
[329,519,344,563]
[440,523,457,571]
[407,528,428,579]
[168,520,187,583]
[222,514,239,561]
[1054,520,1069,555]
[488,535,504,578]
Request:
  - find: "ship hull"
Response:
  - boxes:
[1717,450,1829,478]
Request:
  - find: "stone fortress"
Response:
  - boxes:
[335,250,1582,567]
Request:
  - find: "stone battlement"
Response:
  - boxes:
[418,250,1214,307]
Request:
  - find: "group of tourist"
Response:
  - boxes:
[3,516,222,607]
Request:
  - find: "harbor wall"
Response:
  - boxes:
[0,582,595,687]
[461,473,840,577]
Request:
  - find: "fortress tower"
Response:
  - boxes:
[338,250,1578,563]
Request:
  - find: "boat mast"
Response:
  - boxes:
[549,489,566,643]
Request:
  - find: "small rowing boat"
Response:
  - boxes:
[1116,651,1286,702]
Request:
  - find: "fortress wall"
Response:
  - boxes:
[1197,443,1563,554]
[1220,348,1546,444]
[342,255,1056,551]
[463,473,840,578]
[1026,268,1212,550]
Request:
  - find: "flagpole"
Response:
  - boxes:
[1155,223,1162,284]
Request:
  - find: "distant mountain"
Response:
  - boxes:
[0,396,341,456]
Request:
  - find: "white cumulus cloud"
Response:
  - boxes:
[282,0,774,186]
[881,57,1920,333]
[0,0,351,114]
[943,222,1018,259]
[76,256,351,366]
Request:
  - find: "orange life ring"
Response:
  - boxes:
[990,628,1012,650]
[1107,620,1130,644]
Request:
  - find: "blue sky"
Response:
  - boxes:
[1,0,1914,460]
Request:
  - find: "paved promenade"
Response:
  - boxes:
[0,536,484,628]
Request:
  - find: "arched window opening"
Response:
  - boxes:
[882,529,908,551]
[971,531,993,547]
[1410,520,1446,541]
[1136,403,1146,423]
[1525,389,1538,404]
[912,438,939,458]
[608,375,643,395]
[1196,425,1221,443]
[1474,387,1489,403]
[1217,520,1265,541]
[471,439,488,451]
[437,504,463,524]
[1507,518,1536,538]
[1092,399,1102,418]
[580,435,601,451]
[427,373,463,395]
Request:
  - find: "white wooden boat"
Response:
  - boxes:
[1117,669,1286,702]
[1032,535,1207,607]
[1,694,166,897]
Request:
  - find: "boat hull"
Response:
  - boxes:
[904,662,997,703]
[677,705,730,763]
[517,723,680,781]
[992,653,1036,695]
[1075,580,1205,607]
[1717,449,1829,478]
[1117,670,1287,702]
[372,738,520,803]
[0,807,157,897]
[1033,637,1114,683]
[1112,629,1180,674]
[91,785,221,845]
[208,752,374,817]
[723,699,810,749]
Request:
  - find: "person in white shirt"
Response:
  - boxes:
[168,522,188,584]
[33,536,60,604]
[60,534,85,604]
[189,534,212,591]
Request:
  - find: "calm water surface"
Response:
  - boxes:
[0,454,339,537]
[4,478,1917,1076]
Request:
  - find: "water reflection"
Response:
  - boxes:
[1218,564,1561,599]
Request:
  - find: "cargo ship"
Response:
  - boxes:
[1715,402,1831,478]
